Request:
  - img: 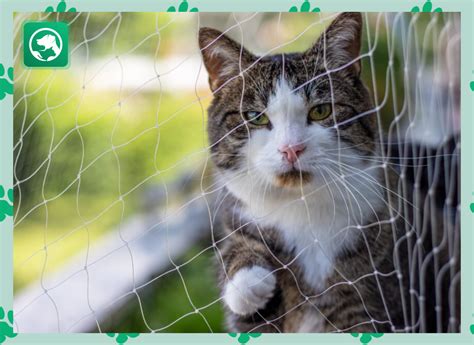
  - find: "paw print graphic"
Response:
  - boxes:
[0,307,17,344]
[45,0,77,12]
[351,333,384,344]
[167,0,198,12]
[228,333,261,344]
[411,0,442,12]
[0,186,13,222]
[470,81,474,92]
[0,64,13,101]
[289,0,320,12]
[106,333,139,344]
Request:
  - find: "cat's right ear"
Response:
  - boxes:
[199,28,255,92]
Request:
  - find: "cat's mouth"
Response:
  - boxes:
[274,169,312,188]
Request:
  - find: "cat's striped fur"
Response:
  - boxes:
[199,13,458,333]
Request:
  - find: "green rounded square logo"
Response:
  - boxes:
[23,21,69,68]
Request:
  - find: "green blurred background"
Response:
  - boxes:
[13,12,453,332]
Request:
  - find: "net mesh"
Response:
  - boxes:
[12,12,460,333]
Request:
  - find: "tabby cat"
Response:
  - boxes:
[199,12,458,333]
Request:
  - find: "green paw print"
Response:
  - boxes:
[228,333,261,345]
[0,186,13,222]
[0,307,17,344]
[411,0,442,12]
[470,324,474,334]
[470,202,474,213]
[470,81,474,92]
[351,333,384,344]
[106,333,139,345]
[167,0,198,12]
[45,0,77,12]
[0,64,13,101]
[289,0,320,12]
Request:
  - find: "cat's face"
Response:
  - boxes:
[200,13,377,194]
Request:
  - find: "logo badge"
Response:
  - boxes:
[23,22,69,68]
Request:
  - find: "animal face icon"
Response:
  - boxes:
[24,22,69,66]
[36,34,59,52]
[35,33,61,61]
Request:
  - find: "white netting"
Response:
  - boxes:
[13,12,460,333]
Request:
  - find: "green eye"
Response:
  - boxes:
[245,111,270,126]
[309,104,332,121]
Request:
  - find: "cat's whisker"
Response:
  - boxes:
[321,165,386,241]
[319,160,415,229]
[317,166,338,231]
[320,157,416,210]
[320,165,367,225]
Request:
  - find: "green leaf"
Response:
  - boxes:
[289,6,298,12]
[167,6,176,12]
[434,7,442,12]
[422,0,433,12]
[411,6,420,12]
[56,0,67,12]
[69,7,77,12]
[312,7,321,12]
[190,8,198,12]
[45,6,54,12]
[300,0,310,12]
[178,0,189,12]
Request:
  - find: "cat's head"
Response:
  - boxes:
[199,13,377,196]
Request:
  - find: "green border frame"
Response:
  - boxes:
[0,0,472,344]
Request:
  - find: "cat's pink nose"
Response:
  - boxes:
[278,144,306,164]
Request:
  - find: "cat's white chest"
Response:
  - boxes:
[243,192,355,291]
[223,170,382,291]
[270,208,350,291]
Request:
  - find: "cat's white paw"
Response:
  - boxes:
[223,266,276,316]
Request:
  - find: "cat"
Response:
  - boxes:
[199,12,459,333]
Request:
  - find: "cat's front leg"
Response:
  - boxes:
[220,232,278,317]
[223,265,276,316]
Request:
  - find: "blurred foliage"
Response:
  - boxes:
[100,246,224,332]
[13,64,208,290]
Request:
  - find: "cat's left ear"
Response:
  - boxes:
[199,27,256,92]
[305,12,363,76]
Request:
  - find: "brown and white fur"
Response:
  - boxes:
[199,13,457,333]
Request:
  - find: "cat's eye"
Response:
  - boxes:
[244,111,270,126]
[308,104,332,121]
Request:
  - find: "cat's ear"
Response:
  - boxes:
[305,12,363,75]
[199,27,255,92]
